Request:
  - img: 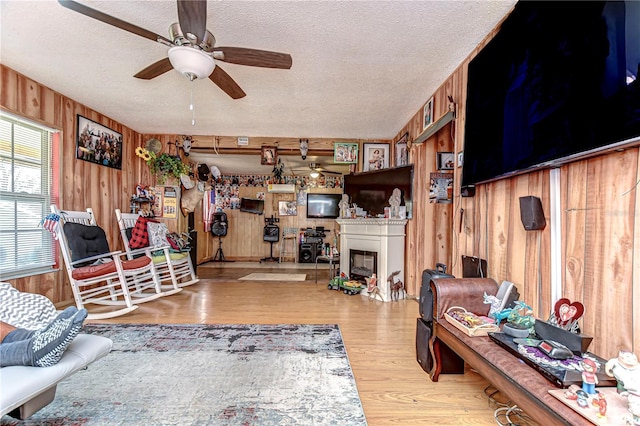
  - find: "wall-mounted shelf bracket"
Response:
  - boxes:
[413,110,456,145]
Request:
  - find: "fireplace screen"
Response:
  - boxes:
[349,249,377,283]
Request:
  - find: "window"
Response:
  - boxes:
[0,113,58,279]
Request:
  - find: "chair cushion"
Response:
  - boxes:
[71,256,151,280]
[63,223,110,264]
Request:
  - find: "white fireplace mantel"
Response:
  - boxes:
[336,218,408,302]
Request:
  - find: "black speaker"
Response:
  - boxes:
[299,243,315,263]
[263,225,279,242]
[519,196,546,231]
[211,212,228,237]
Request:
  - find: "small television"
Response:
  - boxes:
[239,198,264,215]
[306,193,341,219]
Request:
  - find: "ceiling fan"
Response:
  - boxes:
[58,0,292,99]
[293,161,344,178]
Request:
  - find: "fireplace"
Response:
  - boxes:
[336,218,407,302]
[350,250,377,283]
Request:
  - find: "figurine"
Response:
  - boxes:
[365,274,379,300]
[338,194,350,218]
[595,391,607,418]
[581,358,599,395]
[605,350,640,419]
[388,188,401,218]
[575,389,589,408]
[365,273,377,292]
[563,384,581,400]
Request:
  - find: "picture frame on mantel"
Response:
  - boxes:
[363,143,389,172]
[423,96,434,131]
[75,114,123,170]
[395,132,409,166]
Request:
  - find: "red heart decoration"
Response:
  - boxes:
[559,304,577,322]
[554,298,584,326]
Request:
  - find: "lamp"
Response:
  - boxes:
[168,46,215,80]
[310,170,320,179]
[299,139,309,160]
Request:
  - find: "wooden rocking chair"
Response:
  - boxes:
[50,205,175,319]
[115,209,199,289]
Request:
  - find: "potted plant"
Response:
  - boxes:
[136,147,191,184]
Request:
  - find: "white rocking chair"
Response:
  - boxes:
[115,209,199,289]
[50,205,175,320]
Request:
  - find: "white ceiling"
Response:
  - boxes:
[0,0,516,144]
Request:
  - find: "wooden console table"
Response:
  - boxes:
[432,320,588,425]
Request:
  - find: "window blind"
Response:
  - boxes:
[0,113,57,279]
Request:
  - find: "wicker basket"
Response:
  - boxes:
[444,306,499,337]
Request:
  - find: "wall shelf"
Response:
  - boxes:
[414,110,456,145]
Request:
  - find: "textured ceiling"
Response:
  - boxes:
[0,0,516,143]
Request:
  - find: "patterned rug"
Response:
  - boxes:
[238,273,307,281]
[2,324,367,426]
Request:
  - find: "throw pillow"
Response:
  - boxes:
[129,216,158,249]
[147,222,170,247]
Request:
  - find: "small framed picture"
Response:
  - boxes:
[362,143,390,172]
[261,146,277,165]
[437,152,455,170]
[395,132,409,167]
[334,142,358,164]
[278,200,297,216]
[423,96,434,131]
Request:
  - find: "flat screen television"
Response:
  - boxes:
[239,198,264,215]
[306,193,341,219]
[462,1,640,187]
[343,165,413,216]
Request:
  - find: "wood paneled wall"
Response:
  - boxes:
[391,25,639,358]
[195,187,342,263]
[1,65,146,303]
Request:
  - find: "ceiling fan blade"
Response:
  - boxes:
[134,58,174,80]
[58,0,171,45]
[209,66,246,99]
[213,47,292,69]
[177,0,207,45]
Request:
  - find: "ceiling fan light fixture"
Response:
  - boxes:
[168,46,215,80]
[310,171,320,179]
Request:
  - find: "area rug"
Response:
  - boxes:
[1,324,366,426]
[238,273,307,281]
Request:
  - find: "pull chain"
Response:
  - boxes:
[190,78,196,126]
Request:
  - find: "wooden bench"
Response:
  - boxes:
[429,278,587,426]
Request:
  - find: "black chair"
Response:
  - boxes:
[211,211,231,262]
[261,216,280,263]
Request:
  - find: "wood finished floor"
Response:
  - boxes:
[88,263,508,425]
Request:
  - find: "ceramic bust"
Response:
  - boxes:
[605,350,640,418]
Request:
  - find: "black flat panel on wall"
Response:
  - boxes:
[344,165,413,216]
